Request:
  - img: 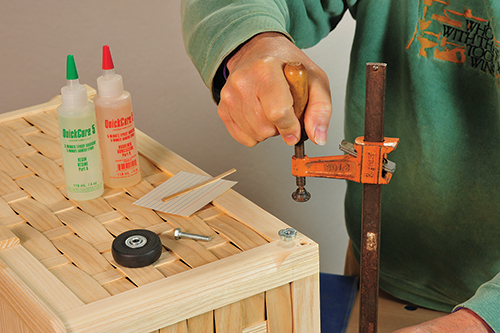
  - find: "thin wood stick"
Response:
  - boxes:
[162,168,236,202]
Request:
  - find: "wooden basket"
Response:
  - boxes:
[0,87,320,333]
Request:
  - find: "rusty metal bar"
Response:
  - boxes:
[359,63,386,333]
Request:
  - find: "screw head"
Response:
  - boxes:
[279,228,297,241]
[174,228,182,240]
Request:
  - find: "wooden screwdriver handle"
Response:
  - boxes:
[284,62,309,122]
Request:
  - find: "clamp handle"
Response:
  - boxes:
[284,62,311,202]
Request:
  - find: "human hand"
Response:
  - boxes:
[392,309,491,333]
[219,32,332,147]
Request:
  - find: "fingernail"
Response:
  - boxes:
[314,126,328,146]
[284,134,298,145]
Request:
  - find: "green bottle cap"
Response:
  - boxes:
[66,55,79,80]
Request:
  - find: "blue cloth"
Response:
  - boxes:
[320,273,358,333]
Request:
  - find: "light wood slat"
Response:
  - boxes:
[19,153,65,187]
[144,172,169,187]
[0,124,30,150]
[22,132,62,160]
[291,273,320,333]
[0,246,84,314]
[243,322,267,333]
[48,200,77,214]
[0,215,25,227]
[215,301,243,333]
[55,208,114,246]
[101,187,126,200]
[208,242,242,260]
[242,293,266,328]
[10,223,64,261]
[291,273,321,332]
[0,196,19,219]
[101,217,145,236]
[200,234,228,250]
[160,321,188,333]
[146,222,174,235]
[205,215,268,251]
[266,284,293,333]
[126,179,156,199]
[187,312,213,333]
[0,226,20,249]
[2,190,30,204]
[195,205,223,221]
[136,130,205,177]
[50,263,111,304]
[138,154,163,177]
[93,239,113,254]
[40,255,71,269]
[0,170,21,196]
[16,125,40,136]
[102,251,165,286]
[0,147,33,179]
[101,277,137,296]
[94,210,124,224]
[0,259,68,333]
[74,196,115,216]
[159,235,219,268]
[92,269,126,285]
[187,311,216,333]
[154,259,191,277]
[58,237,318,333]
[3,117,36,132]
[43,226,74,241]
[106,193,164,227]
[16,175,67,206]
[10,198,63,231]
[14,123,39,134]
[153,251,179,267]
[213,190,290,242]
[13,146,37,157]
[52,234,114,276]
[23,110,60,138]
[0,298,34,333]
[159,213,215,237]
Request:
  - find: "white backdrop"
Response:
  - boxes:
[0,1,356,274]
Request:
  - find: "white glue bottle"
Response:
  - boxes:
[94,45,141,188]
[57,55,104,200]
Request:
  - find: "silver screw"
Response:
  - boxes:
[174,228,211,242]
[279,228,297,241]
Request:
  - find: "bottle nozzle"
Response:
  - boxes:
[61,55,87,108]
[97,45,123,97]
[102,45,114,70]
[66,55,79,81]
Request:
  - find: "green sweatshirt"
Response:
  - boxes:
[182,0,500,330]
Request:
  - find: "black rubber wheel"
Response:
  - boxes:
[112,229,162,268]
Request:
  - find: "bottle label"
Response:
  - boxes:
[96,105,140,181]
[59,114,103,195]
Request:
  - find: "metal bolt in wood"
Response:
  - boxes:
[174,228,211,242]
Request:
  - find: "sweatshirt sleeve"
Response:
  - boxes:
[180,0,353,103]
[454,272,500,332]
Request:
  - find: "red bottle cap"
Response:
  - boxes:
[102,45,114,70]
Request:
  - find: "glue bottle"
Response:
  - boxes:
[94,45,141,188]
[57,55,104,200]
